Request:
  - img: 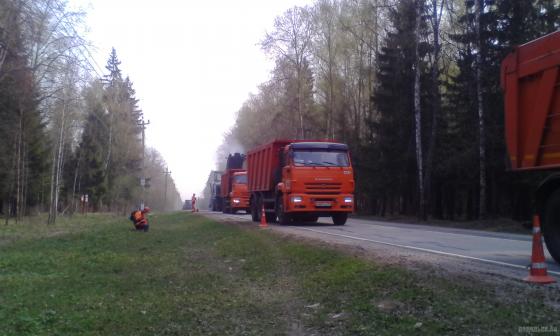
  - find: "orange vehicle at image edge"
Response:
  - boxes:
[220,170,250,214]
[501,30,560,263]
[247,140,355,225]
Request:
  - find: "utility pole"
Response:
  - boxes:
[163,167,171,212]
[138,118,150,210]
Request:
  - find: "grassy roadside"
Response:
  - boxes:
[0,212,556,335]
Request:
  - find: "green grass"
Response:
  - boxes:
[0,212,556,335]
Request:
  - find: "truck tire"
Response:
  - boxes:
[276,195,291,225]
[543,190,560,264]
[250,197,259,222]
[265,211,276,223]
[332,213,347,226]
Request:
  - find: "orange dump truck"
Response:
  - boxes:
[501,30,560,263]
[247,140,355,225]
[220,169,250,214]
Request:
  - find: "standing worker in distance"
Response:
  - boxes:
[191,193,197,212]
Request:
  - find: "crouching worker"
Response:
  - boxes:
[129,207,150,232]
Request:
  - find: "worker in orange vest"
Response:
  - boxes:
[191,193,197,212]
[130,207,150,232]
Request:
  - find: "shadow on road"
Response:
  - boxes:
[287,221,334,227]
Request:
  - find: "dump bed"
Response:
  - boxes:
[501,30,560,170]
[247,140,292,192]
[220,169,245,197]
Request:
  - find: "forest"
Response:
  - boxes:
[218,0,560,221]
[0,0,182,224]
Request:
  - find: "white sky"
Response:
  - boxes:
[69,0,314,201]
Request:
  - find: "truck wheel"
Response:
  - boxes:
[265,211,276,223]
[276,195,291,225]
[250,198,259,222]
[332,213,347,226]
[544,190,560,264]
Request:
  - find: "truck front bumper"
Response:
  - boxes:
[286,194,354,213]
[231,197,250,210]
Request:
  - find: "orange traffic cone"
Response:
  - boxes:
[524,215,556,284]
[259,204,268,228]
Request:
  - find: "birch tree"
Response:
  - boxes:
[262,6,314,139]
[47,59,82,224]
[312,0,340,139]
[413,0,425,220]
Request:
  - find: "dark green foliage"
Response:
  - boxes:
[438,0,560,219]
[356,0,560,219]
[73,50,144,211]
[0,11,49,216]
[77,86,110,209]
[362,0,432,216]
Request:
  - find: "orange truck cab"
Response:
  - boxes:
[221,170,250,214]
[247,140,354,225]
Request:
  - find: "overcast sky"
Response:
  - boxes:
[69,0,314,201]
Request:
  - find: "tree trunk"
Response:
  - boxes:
[413,0,426,220]
[297,66,305,139]
[47,138,57,224]
[48,103,66,225]
[476,0,487,218]
[15,112,23,223]
[71,158,80,216]
[424,0,444,220]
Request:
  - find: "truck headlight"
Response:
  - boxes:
[344,197,353,203]
[291,196,303,203]
[233,199,241,204]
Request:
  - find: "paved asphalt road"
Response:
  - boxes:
[200,211,560,280]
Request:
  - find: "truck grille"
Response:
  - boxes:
[304,183,342,195]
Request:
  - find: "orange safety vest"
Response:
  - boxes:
[133,210,143,221]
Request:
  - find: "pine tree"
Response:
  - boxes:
[77,83,110,210]
[104,48,123,87]
[0,6,49,220]
[369,0,431,216]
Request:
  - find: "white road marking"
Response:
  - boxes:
[350,218,531,242]
[297,227,560,277]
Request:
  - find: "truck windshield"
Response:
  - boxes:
[233,175,247,184]
[292,150,350,167]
